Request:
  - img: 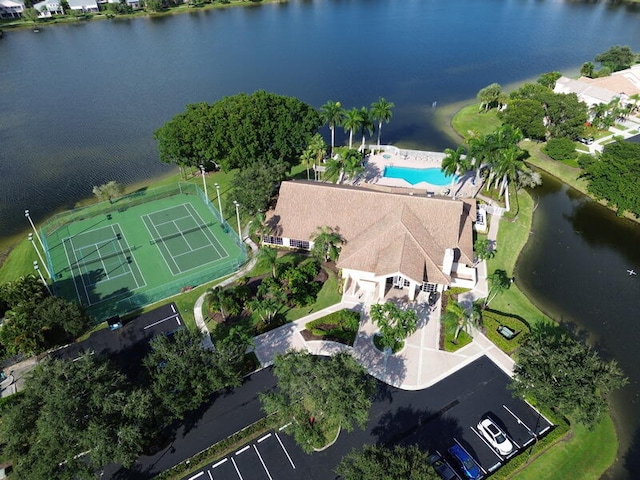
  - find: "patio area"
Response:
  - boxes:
[362,147,479,198]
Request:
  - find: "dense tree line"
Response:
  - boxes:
[579,140,640,217]
[0,276,90,356]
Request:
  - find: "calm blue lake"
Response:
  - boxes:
[1,1,640,478]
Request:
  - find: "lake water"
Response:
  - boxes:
[1,0,640,477]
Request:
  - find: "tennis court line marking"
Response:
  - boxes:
[62,237,87,306]
[152,213,195,228]
[168,219,198,253]
[65,237,92,306]
[144,313,182,330]
[141,213,181,275]
[185,203,229,259]
[77,241,114,284]
[113,224,147,289]
[143,203,190,222]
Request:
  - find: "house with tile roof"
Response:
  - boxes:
[265,181,477,302]
[554,65,640,107]
[67,0,98,13]
[33,0,63,17]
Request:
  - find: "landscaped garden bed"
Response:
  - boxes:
[301,309,360,346]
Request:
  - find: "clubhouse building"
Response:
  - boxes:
[264,181,477,302]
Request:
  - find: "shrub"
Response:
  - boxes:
[543,137,578,161]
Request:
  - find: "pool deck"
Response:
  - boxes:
[363,148,479,198]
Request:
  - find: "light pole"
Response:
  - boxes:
[214,182,223,224]
[33,261,52,295]
[25,209,46,253]
[233,201,242,241]
[199,164,208,201]
[28,233,51,279]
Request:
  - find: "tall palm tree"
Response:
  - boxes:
[370,97,394,147]
[300,148,315,181]
[358,107,375,151]
[342,108,364,149]
[443,299,477,343]
[440,146,469,198]
[320,100,345,156]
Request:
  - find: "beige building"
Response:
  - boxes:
[264,181,477,302]
[554,65,640,107]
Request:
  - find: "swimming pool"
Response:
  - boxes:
[383,166,455,186]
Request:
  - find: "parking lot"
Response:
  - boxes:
[185,428,304,480]
[183,356,552,480]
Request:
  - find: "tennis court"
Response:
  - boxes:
[142,203,229,275]
[41,183,246,321]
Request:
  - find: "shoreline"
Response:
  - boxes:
[0,0,288,33]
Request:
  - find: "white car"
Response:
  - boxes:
[477,417,513,456]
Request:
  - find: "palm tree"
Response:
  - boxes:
[629,93,640,115]
[443,299,470,343]
[440,146,469,198]
[342,108,364,149]
[300,148,315,181]
[342,149,364,183]
[324,157,343,183]
[358,107,374,151]
[258,246,279,278]
[311,226,344,262]
[370,97,394,147]
[320,100,345,156]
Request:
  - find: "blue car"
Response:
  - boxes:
[447,444,482,480]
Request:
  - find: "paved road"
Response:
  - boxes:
[104,368,277,479]
[183,356,551,480]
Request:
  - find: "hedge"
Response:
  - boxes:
[481,309,530,355]
[153,414,280,480]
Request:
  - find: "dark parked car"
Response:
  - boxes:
[448,444,482,480]
[428,291,438,306]
[427,452,460,480]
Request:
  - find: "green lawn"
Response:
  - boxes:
[451,102,619,480]
[451,103,502,138]
[512,415,617,480]
[284,270,341,322]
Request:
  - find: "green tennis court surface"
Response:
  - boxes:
[41,183,246,321]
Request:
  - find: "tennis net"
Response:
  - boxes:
[149,223,214,245]
[74,246,136,268]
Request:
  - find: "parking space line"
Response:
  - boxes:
[231,457,243,480]
[187,472,205,480]
[502,404,535,438]
[258,433,272,443]
[275,432,296,469]
[236,445,250,455]
[212,458,228,469]
[253,444,273,480]
[279,423,291,431]
[207,471,213,480]
[453,438,487,475]
[470,426,503,461]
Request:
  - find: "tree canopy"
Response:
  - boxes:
[336,444,439,480]
[370,301,418,351]
[0,277,90,356]
[2,355,153,479]
[143,328,245,420]
[511,322,627,429]
[260,351,375,453]
[154,91,321,172]
[594,45,638,72]
[582,140,640,217]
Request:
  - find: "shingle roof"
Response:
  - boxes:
[268,181,475,285]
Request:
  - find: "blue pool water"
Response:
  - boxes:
[383,166,454,186]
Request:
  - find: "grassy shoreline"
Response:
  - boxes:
[447,101,619,479]
[0,0,288,32]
